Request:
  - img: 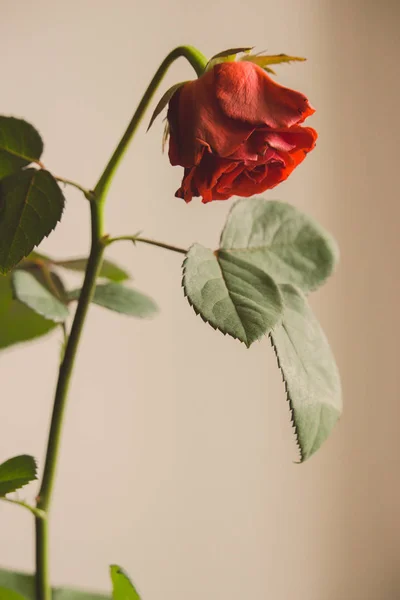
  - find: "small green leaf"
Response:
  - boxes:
[0,568,109,600]
[110,565,141,600]
[206,47,253,70]
[147,81,189,131]
[69,283,158,318]
[210,47,253,60]
[0,455,37,497]
[162,120,170,153]
[241,53,306,68]
[0,588,28,600]
[0,169,65,274]
[220,198,338,292]
[0,272,57,349]
[0,116,43,180]
[183,243,283,347]
[12,270,69,323]
[270,284,342,462]
[55,258,130,283]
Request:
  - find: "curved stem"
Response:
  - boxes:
[94,45,207,200]
[107,235,187,255]
[34,45,206,600]
[35,201,105,600]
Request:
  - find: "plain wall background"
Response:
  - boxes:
[1,1,399,598]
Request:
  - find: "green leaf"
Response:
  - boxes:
[210,47,253,60]
[0,570,33,600]
[0,588,28,600]
[110,565,141,600]
[0,272,57,349]
[12,270,69,323]
[206,47,253,70]
[183,243,283,347]
[0,568,109,600]
[0,116,43,180]
[0,169,65,274]
[55,258,130,283]
[69,283,158,318]
[220,198,338,292]
[147,81,189,131]
[270,284,342,462]
[0,455,37,497]
[161,120,170,153]
[241,53,306,68]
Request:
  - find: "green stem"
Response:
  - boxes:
[1,497,46,520]
[55,176,94,200]
[35,201,105,600]
[34,45,206,600]
[94,45,207,200]
[107,235,187,255]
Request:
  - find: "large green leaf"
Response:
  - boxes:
[55,258,130,283]
[0,272,57,349]
[220,198,338,292]
[270,284,342,461]
[0,569,109,600]
[0,455,37,497]
[12,270,69,323]
[110,566,141,600]
[0,169,65,274]
[0,588,27,600]
[0,117,43,180]
[183,243,283,347]
[69,283,158,318]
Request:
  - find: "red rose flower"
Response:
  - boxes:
[167,60,317,203]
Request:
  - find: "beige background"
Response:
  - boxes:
[1,1,400,598]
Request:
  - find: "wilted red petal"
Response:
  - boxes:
[167,70,254,167]
[168,58,317,203]
[215,61,314,129]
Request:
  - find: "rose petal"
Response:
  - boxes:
[168,70,254,167]
[215,61,315,129]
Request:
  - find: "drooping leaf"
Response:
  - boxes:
[206,47,253,70]
[0,455,37,497]
[182,243,283,347]
[241,54,306,69]
[69,283,158,318]
[210,47,253,60]
[0,588,28,600]
[147,82,188,131]
[0,169,65,274]
[270,284,342,462]
[162,120,170,153]
[0,116,43,180]
[0,272,57,349]
[0,568,109,600]
[55,258,130,283]
[220,198,338,292]
[110,565,141,600]
[12,270,69,323]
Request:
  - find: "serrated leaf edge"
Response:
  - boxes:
[269,332,303,463]
[182,246,283,348]
[0,454,38,497]
[219,197,340,293]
